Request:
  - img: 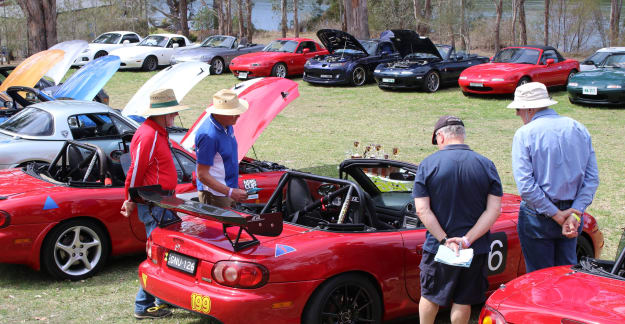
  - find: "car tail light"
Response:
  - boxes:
[145,238,159,264]
[479,305,507,324]
[0,210,10,229]
[212,261,268,289]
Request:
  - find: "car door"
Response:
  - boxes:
[160,37,185,65]
[537,49,561,86]
[68,112,134,159]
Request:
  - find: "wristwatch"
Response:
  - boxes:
[440,237,448,245]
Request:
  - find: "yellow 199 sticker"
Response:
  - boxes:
[191,293,211,314]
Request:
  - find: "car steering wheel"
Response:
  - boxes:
[294,185,362,225]
[6,86,53,108]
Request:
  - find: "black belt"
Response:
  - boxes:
[552,200,574,210]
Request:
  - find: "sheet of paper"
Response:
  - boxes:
[434,244,474,268]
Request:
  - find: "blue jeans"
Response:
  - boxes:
[134,204,176,313]
[517,201,583,273]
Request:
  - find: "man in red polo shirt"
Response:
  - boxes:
[120,88,190,319]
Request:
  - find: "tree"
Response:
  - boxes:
[610,0,622,46]
[343,0,369,39]
[238,0,245,38]
[225,0,232,35]
[544,0,550,45]
[246,0,253,41]
[151,0,194,36]
[494,0,503,52]
[17,0,57,55]
[294,0,299,37]
[281,0,287,37]
[518,0,527,45]
[179,0,189,36]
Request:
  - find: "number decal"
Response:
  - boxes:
[487,232,508,275]
[191,293,211,314]
[243,179,257,190]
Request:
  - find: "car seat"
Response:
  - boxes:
[285,177,314,223]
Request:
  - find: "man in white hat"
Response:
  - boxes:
[120,88,190,319]
[508,82,599,273]
[195,89,249,208]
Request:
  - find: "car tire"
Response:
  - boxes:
[210,57,225,75]
[94,51,108,59]
[351,65,367,86]
[517,76,531,88]
[424,71,440,92]
[566,69,578,87]
[142,56,158,72]
[41,219,110,280]
[271,63,287,78]
[462,91,470,97]
[302,273,382,324]
[576,235,594,262]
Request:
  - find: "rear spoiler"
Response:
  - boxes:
[129,185,283,251]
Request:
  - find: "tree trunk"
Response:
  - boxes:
[343,0,370,39]
[225,0,232,35]
[419,0,432,35]
[413,0,420,32]
[610,0,622,46]
[460,0,467,50]
[179,0,189,37]
[238,0,245,38]
[281,0,287,37]
[17,0,57,55]
[511,0,517,45]
[494,0,503,52]
[246,0,253,42]
[215,0,224,35]
[519,0,527,45]
[294,0,299,37]
[544,0,550,45]
[341,0,347,32]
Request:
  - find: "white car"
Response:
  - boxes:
[580,46,625,71]
[73,31,141,67]
[110,34,194,71]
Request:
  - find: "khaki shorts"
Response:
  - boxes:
[198,191,235,209]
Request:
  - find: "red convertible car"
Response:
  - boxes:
[137,158,603,324]
[229,38,328,79]
[458,45,579,95]
[480,229,625,324]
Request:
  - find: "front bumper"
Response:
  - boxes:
[373,72,425,89]
[567,86,625,106]
[139,260,322,324]
[230,64,271,79]
[303,67,349,85]
[72,55,91,66]
[458,78,517,94]
[119,58,145,69]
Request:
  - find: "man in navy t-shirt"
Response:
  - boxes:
[412,115,503,324]
[195,89,249,208]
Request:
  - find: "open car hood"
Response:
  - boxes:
[52,55,120,101]
[380,29,441,59]
[45,40,89,85]
[122,61,210,116]
[317,29,368,55]
[0,49,65,92]
[181,77,300,162]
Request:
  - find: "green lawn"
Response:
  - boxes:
[1,70,623,323]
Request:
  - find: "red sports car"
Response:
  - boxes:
[137,158,603,324]
[480,229,624,324]
[458,45,579,95]
[229,38,328,79]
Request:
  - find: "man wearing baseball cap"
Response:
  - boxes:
[195,89,249,208]
[413,115,503,324]
[508,82,599,273]
[120,88,190,319]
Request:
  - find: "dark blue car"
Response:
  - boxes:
[303,29,401,86]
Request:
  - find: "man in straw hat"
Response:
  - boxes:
[121,88,190,319]
[508,82,599,273]
[195,89,249,208]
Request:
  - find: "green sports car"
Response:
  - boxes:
[568,52,625,106]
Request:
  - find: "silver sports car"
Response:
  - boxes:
[169,35,264,75]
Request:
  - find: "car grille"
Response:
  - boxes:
[468,86,493,92]
[120,63,126,66]
[579,94,608,101]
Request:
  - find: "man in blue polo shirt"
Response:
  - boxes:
[413,115,503,324]
[195,89,249,208]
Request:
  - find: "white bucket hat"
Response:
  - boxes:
[507,82,558,109]
[142,88,190,117]
[209,89,249,116]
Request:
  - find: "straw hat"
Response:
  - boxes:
[210,89,249,116]
[507,82,558,109]
[141,88,190,117]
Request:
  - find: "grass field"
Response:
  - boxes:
[1,70,624,323]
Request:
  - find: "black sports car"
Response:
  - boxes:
[303,29,401,86]
[373,30,489,92]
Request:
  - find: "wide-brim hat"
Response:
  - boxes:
[432,115,464,145]
[142,88,190,117]
[507,82,558,109]
[209,89,249,116]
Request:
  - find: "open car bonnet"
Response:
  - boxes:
[317,29,369,55]
[180,77,300,162]
[121,61,210,116]
[45,40,89,85]
[52,55,120,101]
[0,49,65,92]
[380,29,441,59]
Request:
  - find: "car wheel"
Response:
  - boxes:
[424,71,440,92]
[94,51,108,59]
[576,235,594,262]
[517,76,531,88]
[271,63,287,78]
[566,69,578,86]
[302,274,382,324]
[351,65,367,86]
[210,57,225,75]
[41,219,110,280]
[142,56,158,72]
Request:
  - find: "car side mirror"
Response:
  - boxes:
[456,55,464,60]
[237,44,245,50]
[583,60,595,66]
[123,40,130,45]
[172,43,179,49]
[302,48,310,54]
[489,56,494,62]
[546,58,555,65]
[191,171,197,186]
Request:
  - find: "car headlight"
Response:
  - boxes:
[251,63,261,67]
[400,71,413,75]
[479,305,506,324]
[329,62,346,67]
[305,61,311,67]
[568,82,578,86]
[374,69,381,73]
[491,78,504,81]
[459,76,467,80]
[607,84,622,88]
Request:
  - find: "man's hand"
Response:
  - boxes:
[120,200,136,218]
[552,208,574,226]
[446,237,464,256]
[230,188,248,202]
[562,209,582,238]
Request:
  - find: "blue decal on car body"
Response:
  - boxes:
[43,196,59,210]
[275,244,296,257]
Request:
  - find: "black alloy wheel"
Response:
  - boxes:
[351,66,367,86]
[302,274,382,324]
[94,51,108,59]
[271,63,287,78]
[517,76,531,88]
[576,235,594,262]
[142,56,158,71]
[424,71,440,92]
[211,57,225,75]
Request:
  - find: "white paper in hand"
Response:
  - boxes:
[434,244,474,268]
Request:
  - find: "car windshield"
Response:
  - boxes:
[492,48,540,64]
[201,35,235,48]
[138,35,168,47]
[263,40,298,53]
[333,40,374,55]
[601,53,625,68]
[405,52,439,60]
[0,107,54,136]
[586,51,610,65]
[360,41,378,55]
[437,45,451,58]
[93,33,121,44]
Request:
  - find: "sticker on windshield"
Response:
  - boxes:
[43,196,59,210]
[275,244,296,257]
